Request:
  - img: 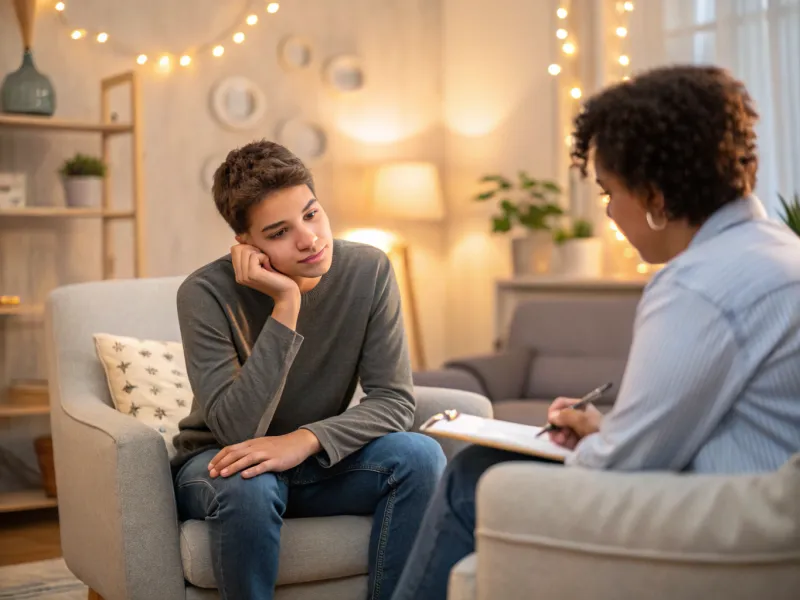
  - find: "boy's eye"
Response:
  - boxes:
[305,210,317,220]
[269,228,287,239]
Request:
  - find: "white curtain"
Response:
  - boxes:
[630,0,800,216]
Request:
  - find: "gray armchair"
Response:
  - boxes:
[448,455,800,600]
[45,276,492,600]
[416,296,640,426]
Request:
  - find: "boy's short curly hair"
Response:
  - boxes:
[571,65,759,226]
[212,140,315,234]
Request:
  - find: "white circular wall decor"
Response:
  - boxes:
[278,36,313,71]
[322,55,365,93]
[210,76,267,130]
[276,119,327,161]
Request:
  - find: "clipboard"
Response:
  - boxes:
[419,410,574,463]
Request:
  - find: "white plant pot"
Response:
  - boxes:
[511,231,553,276]
[62,176,103,208]
[556,237,603,278]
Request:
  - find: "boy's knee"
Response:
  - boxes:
[215,472,285,518]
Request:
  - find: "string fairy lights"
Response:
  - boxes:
[549,1,653,278]
[52,0,280,72]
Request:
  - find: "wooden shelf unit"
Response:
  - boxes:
[0,71,146,513]
[0,489,58,514]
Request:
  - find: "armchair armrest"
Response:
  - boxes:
[473,458,800,600]
[413,386,492,461]
[49,393,185,600]
[444,349,533,402]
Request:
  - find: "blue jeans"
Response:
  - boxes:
[391,444,557,600]
[173,431,446,600]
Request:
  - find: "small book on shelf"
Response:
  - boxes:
[419,410,573,463]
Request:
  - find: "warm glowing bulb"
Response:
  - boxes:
[622,75,631,81]
[233,32,245,44]
[616,231,626,241]
[570,87,582,99]
[636,263,648,274]
[616,26,628,37]
[548,64,562,76]
[136,54,148,65]
[557,7,568,18]
[609,221,618,231]
[96,32,108,43]
[267,2,280,13]
[55,2,65,11]
[564,134,573,147]
[624,1,634,11]
[246,14,258,25]
[71,29,83,39]
[212,45,225,57]
[180,55,191,67]
[556,28,568,39]
[619,54,630,66]
[562,42,576,54]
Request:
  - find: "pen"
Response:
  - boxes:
[535,382,613,438]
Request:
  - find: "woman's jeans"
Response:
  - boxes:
[174,431,446,600]
[391,444,559,600]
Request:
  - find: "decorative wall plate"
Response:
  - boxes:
[201,154,226,191]
[322,55,364,93]
[276,118,327,161]
[278,36,313,71]
[209,76,267,130]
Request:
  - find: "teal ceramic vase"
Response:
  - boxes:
[1,48,56,116]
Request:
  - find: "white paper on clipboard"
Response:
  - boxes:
[419,412,574,463]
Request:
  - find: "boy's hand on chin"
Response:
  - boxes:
[230,242,299,302]
[209,430,322,479]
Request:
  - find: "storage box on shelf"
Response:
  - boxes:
[0,71,146,513]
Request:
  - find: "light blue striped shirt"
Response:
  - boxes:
[571,196,800,474]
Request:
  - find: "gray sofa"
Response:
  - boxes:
[415,296,640,426]
[45,276,492,600]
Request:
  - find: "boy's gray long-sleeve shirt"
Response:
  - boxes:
[170,239,415,471]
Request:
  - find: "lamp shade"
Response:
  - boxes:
[373,162,444,221]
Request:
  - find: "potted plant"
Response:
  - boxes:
[553,218,603,277]
[59,153,107,208]
[475,171,563,275]
[778,193,800,237]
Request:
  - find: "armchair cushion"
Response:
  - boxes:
[94,332,192,458]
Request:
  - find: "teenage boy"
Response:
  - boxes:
[171,140,446,600]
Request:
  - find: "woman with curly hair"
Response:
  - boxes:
[391,64,800,600]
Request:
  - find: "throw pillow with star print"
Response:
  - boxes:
[93,332,193,458]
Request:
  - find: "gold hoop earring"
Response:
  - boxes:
[646,211,667,231]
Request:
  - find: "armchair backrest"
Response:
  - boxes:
[506,295,639,402]
[46,276,186,411]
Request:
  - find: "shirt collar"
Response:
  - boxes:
[689,195,768,248]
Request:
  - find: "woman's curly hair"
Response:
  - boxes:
[571,65,759,226]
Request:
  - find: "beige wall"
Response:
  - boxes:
[441,0,559,357]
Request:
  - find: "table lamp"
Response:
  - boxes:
[343,162,444,371]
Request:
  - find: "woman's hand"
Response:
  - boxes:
[546,397,603,450]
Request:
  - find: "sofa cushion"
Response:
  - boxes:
[93,332,192,458]
[493,399,614,428]
[180,515,371,588]
[525,356,626,403]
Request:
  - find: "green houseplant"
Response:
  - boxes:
[59,153,107,208]
[475,171,564,275]
[778,193,800,237]
[552,218,603,277]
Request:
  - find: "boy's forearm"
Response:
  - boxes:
[270,291,301,332]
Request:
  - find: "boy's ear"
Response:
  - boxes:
[235,234,245,245]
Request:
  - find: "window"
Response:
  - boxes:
[633,0,800,215]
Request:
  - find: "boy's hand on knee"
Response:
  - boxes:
[209,429,322,479]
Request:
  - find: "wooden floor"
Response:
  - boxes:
[0,507,62,567]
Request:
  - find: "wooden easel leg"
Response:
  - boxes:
[88,589,104,600]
